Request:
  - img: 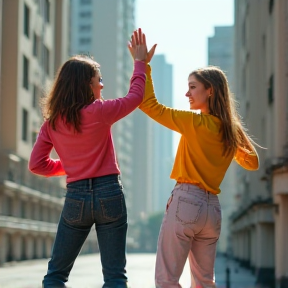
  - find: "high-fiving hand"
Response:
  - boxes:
[128,28,157,63]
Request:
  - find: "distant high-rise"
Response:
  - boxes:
[131,55,174,221]
[150,55,174,212]
[70,0,136,213]
[208,26,236,254]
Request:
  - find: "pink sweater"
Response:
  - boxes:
[29,61,146,183]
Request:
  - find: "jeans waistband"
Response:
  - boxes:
[175,183,219,204]
[67,174,120,190]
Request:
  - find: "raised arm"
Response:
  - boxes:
[138,64,193,134]
[101,28,148,125]
[101,60,146,125]
[128,29,193,134]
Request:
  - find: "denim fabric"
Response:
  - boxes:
[42,174,128,288]
[155,183,221,288]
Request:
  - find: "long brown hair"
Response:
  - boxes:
[42,55,100,132]
[190,66,257,155]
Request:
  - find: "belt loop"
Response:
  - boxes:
[89,178,92,190]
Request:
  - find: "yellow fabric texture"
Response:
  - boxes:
[139,64,259,194]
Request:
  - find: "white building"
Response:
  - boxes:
[70,0,137,214]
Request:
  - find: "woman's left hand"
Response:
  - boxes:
[128,28,157,63]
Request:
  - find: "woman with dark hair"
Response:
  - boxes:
[29,29,147,288]
[129,29,259,288]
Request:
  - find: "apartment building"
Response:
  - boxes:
[231,0,288,287]
[0,0,97,267]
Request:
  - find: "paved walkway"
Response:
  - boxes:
[0,253,257,288]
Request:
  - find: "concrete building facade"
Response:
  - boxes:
[0,0,97,267]
[231,0,288,287]
[208,26,237,255]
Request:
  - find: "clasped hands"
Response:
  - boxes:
[128,28,157,63]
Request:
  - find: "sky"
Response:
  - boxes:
[135,0,234,153]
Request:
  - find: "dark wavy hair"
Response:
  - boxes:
[190,66,257,155]
[41,55,100,132]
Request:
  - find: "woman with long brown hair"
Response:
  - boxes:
[29,29,147,288]
[129,29,259,288]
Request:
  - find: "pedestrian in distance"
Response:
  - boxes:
[29,28,148,288]
[129,29,260,288]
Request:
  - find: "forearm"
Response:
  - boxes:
[234,146,259,170]
[29,124,66,177]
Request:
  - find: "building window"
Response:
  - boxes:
[22,109,29,142]
[81,0,91,4]
[79,38,91,45]
[43,45,50,75]
[44,0,50,23]
[79,11,91,18]
[79,25,91,32]
[269,0,274,14]
[268,74,274,104]
[24,3,30,38]
[33,33,39,57]
[23,55,29,90]
[242,19,246,47]
[32,85,38,108]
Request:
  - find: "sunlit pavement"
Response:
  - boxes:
[0,253,257,288]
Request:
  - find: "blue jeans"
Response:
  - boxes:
[42,174,128,288]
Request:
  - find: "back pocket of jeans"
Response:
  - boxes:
[176,196,202,224]
[63,198,84,224]
[99,193,126,221]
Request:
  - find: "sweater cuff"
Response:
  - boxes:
[134,60,146,72]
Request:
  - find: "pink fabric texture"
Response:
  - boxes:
[155,183,221,288]
[29,61,146,183]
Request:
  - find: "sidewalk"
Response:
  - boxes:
[0,253,257,288]
[214,254,257,288]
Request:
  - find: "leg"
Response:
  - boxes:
[96,214,128,288]
[188,202,221,288]
[188,238,218,288]
[42,197,92,288]
[93,175,129,288]
[155,193,193,288]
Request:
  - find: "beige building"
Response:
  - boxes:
[231,0,288,287]
[0,0,97,267]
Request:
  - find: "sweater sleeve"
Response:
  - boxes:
[28,121,66,177]
[101,60,146,125]
[234,146,259,170]
[138,63,193,134]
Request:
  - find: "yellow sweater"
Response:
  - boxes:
[139,64,259,194]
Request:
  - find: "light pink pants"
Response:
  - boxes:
[155,183,221,288]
